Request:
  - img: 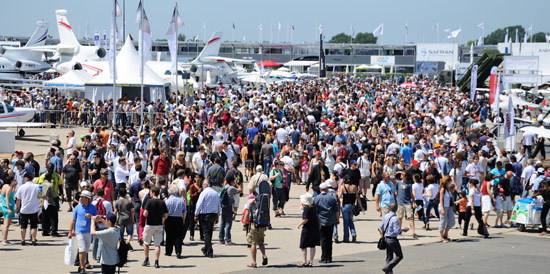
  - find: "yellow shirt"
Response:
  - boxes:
[34,173,61,197]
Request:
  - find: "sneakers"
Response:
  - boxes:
[154,260,160,268]
[142,258,150,266]
[333,236,339,243]
[352,236,357,242]
[78,267,86,274]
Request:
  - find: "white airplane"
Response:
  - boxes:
[148,31,253,90]
[0,21,51,80]
[28,10,106,75]
[0,100,51,136]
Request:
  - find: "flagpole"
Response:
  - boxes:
[175,2,179,108]
[139,0,144,129]
[122,0,125,40]
[437,26,439,43]
[112,0,117,128]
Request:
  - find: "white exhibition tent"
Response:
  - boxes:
[84,36,169,103]
[44,69,94,97]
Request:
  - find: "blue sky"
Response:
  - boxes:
[2,0,549,44]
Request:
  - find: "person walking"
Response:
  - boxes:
[15,173,40,246]
[142,186,168,268]
[306,158,330,197]
[114,188,135,250]
[68,190,98,274]
[297,193,319,267]
[242,193,268,268]
[375,172,396,216]
[90,213,120,274]
[313,182,340,263]
[1,176,16,245]
[218,177,239,245]
[379,203,408,274]
[439,177,456,242]
[463,179,489,238]
[194,180,221,258]
[533,178,550,236]
[338,175,364,243]
[396,171,416,239]
[164,185,186,258]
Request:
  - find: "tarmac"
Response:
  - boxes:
[0,127,544,274]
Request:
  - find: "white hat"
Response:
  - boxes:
[79,181,88,187]
[319,182,331,190]
[300,193,314,206]
[81,190,93,199]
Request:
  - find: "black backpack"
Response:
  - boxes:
[255,181,271,227]
[116,239,129,273]
[510,175,523,196]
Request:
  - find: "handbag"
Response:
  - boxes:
[64,239,75,265]
[377,216,394,250]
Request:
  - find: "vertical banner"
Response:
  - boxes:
[103,29,107,49]
[470,65,478,101]
[94,30,100,47]
[319,33,326,77]
[503,96,515,138]
[489,66,498,113]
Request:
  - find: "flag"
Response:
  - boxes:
[405,23,408,32]
[85,22,89,40]
[94,30,100,46]
[136,0,152,77]
[166,4,184,74]
[260,61,265,77]
[109,7,117,80]
[528,25,533,34]
[318,24,323,34]
[504,28,509,43]
[432,22,439,30]
[449,28,461,39]
[258,23,263,31]
[478,22,485,30]
[232,22,235,30]
[350,24,355,39]
[503,95,515,138]
[515,29,519,43]
[489,66,499,113]
[115,0,122,17]
[103,29,107,49]
[523,32,528,43]
[291,25,295,31]
[372,23,384,37]
[444,29,451,38]
[243,35,246,41]
[546,33,550,43]
[278,22,281,31]
[470,65,478,101]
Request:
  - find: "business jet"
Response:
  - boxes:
[0,100,51,136]
[0,21,51,80]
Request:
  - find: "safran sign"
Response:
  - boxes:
[370,56,395,65]
[415,43,459,70]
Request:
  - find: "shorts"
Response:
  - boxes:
[360,176,371,190]
[76,233,92,253]
[232,193,240,208]
[245,159,254,169]
[481,195,493,213]
[19,212,38,229]
[502,196,513,212]
[495,196,503,216]
[247,225,266,245]
[143,225,164,246]
[397,204,413,219]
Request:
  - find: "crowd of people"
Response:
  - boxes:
[1,74,550,274]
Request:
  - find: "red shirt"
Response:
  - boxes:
[481,180,490,196]
[154,156,170,176]
[93,179,114,202]
[236,136,243,148]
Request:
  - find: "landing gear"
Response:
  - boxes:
[18,128,25,137]
[518,224,526,232]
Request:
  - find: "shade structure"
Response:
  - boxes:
[258,60,280,67]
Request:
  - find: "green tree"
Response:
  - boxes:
[530,32,547,42]
[328,32,377,44]
[354,32,377,44]
[178,33,186,41]
[329,32,352,43]
[483,25,525,45]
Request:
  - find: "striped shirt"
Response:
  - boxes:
[194,187,221,215]
[165,195,187,218]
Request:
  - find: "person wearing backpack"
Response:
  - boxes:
[91,188,113,262]
[218,177,239,245]
[91,213,120,274]
[242,192,268,268]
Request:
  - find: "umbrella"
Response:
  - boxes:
[258,60,280,67]
[400,82,417,88]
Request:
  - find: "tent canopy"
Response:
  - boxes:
[44,70,94,90]
[520,126,550,139]
[258,60,280,67]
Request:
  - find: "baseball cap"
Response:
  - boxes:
[319,182,331,190]
[349,160,357,165]
[411,160,420,165]
[538,167,545,174]
[106,212,117,224]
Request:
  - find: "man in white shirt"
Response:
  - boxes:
[66,130,76,157]
[115,157,130,199]
[276,125,289,147]
[15,173,40,245]
[357,151,371,197]
[104,144,119,184]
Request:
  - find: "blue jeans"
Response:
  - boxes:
[119,223,134,240]
[263,158,272,175]
[522,189,530,199]
[218,207,233,243]
[313,190,320,197]
[423,199,440,224]
[341,204,356,242]
[92,228,105,260]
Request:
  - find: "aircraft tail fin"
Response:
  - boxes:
[196,31,223,62]
[25,21,49,47]
[55,9,80,46]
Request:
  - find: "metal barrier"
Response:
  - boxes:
[34,110,171,128]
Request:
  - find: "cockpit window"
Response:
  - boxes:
[6,104,14,113]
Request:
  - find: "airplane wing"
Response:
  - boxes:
[22,44,75,53]
[519,126,550,139]
[0,122,52,129]
[202,56,254,64]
